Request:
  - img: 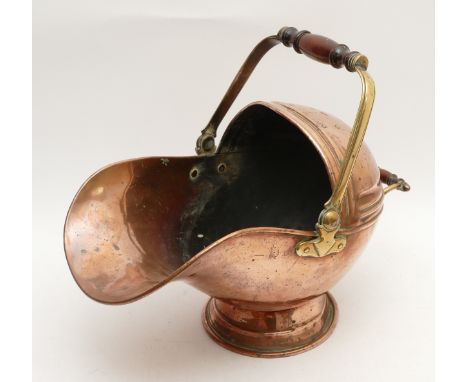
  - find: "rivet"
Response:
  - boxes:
[190,167,199,179]
[217,163,226,173]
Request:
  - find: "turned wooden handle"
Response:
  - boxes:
[277,27,365,71]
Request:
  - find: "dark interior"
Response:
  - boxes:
[179,104,331,262]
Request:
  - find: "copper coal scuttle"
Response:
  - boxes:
[64,27,410,358]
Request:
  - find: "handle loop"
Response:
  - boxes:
[196,27,376,258]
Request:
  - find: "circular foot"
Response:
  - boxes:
[202,293,338,358]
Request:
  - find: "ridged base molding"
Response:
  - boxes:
[202,292,338,358]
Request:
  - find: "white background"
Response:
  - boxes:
[33,1,434,381]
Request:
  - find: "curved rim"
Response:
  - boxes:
[218,101,342,204]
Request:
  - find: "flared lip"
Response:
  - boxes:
[64,221,312,305]
[62,155,314,305]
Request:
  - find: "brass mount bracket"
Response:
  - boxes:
[295,206,346,257]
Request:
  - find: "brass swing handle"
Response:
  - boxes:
[196,27,375,258]
[196,27,369,155]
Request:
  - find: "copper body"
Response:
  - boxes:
[65,102,383,357]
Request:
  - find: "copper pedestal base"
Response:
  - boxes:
[202,292,338,358]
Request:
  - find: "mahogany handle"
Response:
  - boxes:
[277,27,366,71]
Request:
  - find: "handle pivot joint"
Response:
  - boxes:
[277,26,368,71]
[196,124,217,155]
